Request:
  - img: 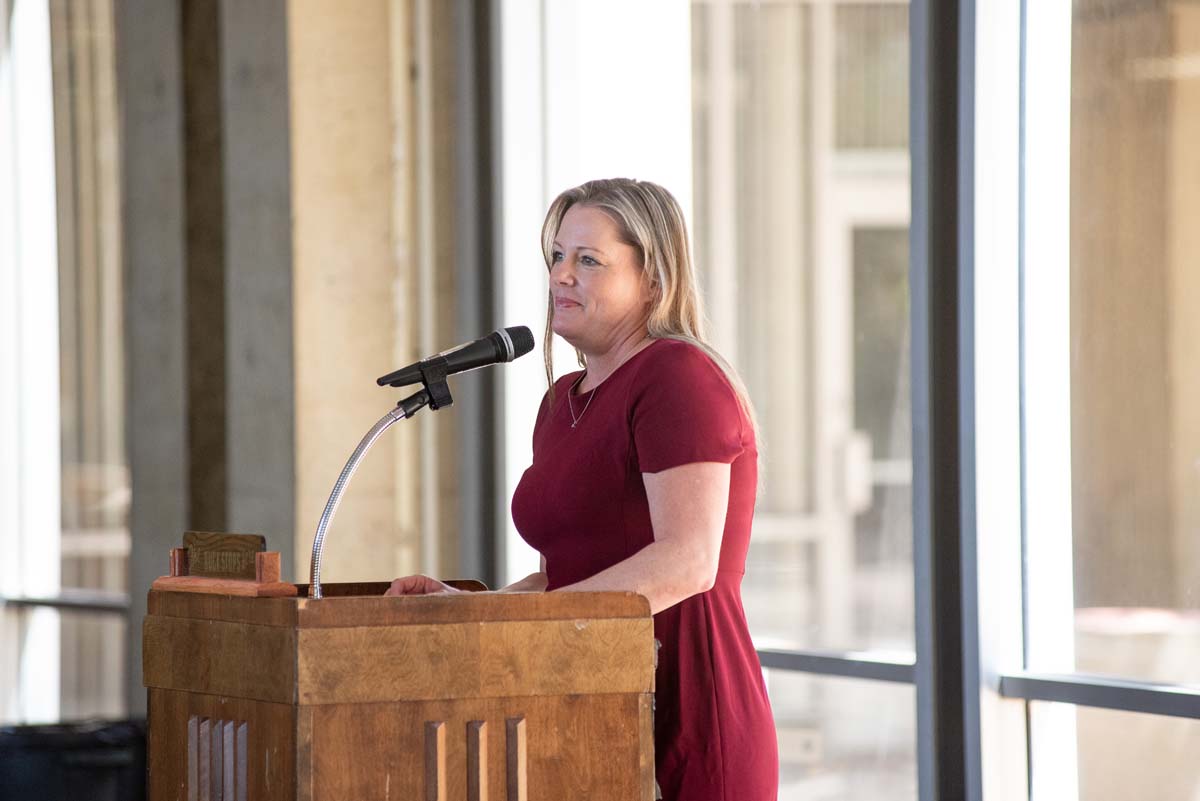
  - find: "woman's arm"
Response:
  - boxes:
[385,554,547,596]
[496,554,549,593]
[554,461,728,615]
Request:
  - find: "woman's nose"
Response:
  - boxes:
[551,259,574,285]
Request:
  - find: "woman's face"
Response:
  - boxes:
[549,204,653,355]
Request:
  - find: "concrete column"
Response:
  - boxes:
[220,0,295,576]
[116,0,189,716]
[120,0,296,712]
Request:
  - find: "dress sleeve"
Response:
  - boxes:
[630,343,746,473]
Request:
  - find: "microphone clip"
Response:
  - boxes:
[395,356,454,418]
[417,356,454,410]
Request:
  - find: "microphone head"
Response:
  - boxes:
[503,326,535,361]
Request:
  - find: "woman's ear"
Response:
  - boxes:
[643,274,661,306]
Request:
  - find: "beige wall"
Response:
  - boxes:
[1168,3,1200,609]
[1070,3,1175,609]
[1072,4,1200,798]
[1070,0,1200,610]
[290,0,417,583]
[290,0,463,585]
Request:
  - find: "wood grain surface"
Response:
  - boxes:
[147,689,296,801]
[145,586,656,800]
[148,587,649,626]
[183,531,266,579]
[298,694,654,801]
[148,590,300,627]
[143,616,297,703]
[293,591,651,629]
[295,617,654,704]
[150,575,298,597]
[506,717,527,801]
[467,720,487,801]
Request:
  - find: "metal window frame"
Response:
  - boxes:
[757,648,916,685]
[910,0,979,798]
[0,591,130,617]
[1000,673,1200,721]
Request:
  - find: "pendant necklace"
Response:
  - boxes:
[567,373,594,428]
[566,335,652,429]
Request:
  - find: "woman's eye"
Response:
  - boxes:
[551,250,564,262]
[581,255,598,266]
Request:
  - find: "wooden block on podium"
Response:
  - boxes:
[143,563,657,800]
[149,531,297,597]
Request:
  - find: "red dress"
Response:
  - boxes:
[511,338,779,801]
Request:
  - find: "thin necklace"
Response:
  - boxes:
[567,373,594,428]
[567,335,651,429]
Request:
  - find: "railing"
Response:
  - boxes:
[0,527,130,724]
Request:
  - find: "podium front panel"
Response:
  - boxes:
[144,586,656,800]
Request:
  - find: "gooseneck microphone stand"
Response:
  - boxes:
[308,359,454,600]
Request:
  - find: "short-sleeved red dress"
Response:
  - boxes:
[511,338,778,801]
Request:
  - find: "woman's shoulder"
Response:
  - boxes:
[632,337,733,387]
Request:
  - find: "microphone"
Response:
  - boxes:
[376,326,535,388]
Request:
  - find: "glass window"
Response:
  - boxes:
[1030,702,1200,801]
[767,669,916,801]
[0,0,127,724]
[692,0,912,654]
[834,4,909,150]
[1024,0,1200,687]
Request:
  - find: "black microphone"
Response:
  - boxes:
[376,326,535,388]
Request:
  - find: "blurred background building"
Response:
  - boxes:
[1,0,1198,799]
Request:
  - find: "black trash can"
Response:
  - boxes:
[0,719,145,801]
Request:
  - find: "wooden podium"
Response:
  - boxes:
[143,579,657,800]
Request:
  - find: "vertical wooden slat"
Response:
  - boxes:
[424,721,446,801]
[467,720,488,801]
[198,718,212,801]
[187,716,200,801]
[235,722,248,801]
[210,717,224,801]
[254,551,280,583]
[222,721,236,800]
[170,547,190,577]
[505,717,527,801]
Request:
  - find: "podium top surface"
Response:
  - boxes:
[146,582,651,629]
[144,583,655,705]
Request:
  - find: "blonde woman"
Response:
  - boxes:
[389,178,778,800]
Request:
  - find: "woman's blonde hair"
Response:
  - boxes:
[540,178,760,446]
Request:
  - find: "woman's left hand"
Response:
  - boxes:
[383,574,465,596]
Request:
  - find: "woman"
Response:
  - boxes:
[387,178,778,800]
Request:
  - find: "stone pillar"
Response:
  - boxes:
[116,0,189,716]
[120,0,296,713]
[289,0,422,583]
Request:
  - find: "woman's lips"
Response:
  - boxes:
[554,297,582,309]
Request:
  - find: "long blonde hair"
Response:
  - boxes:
[540,178,760,446]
